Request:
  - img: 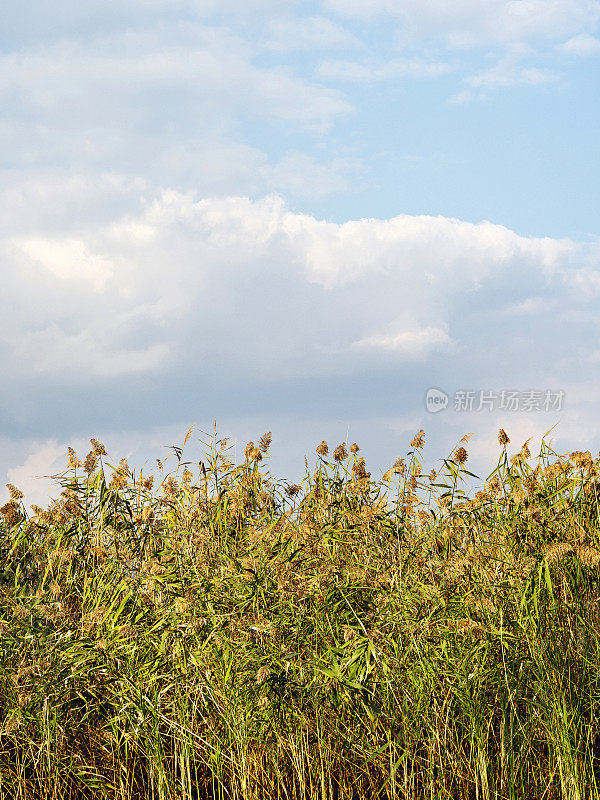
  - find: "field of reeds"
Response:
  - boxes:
[2,427,600,799]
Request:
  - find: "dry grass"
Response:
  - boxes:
[1,428,600,798]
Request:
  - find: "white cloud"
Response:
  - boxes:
[7,325,170,377]
[281,212,572,288]
[353,322,450,357]
[562,266,600,294]
[451,45,559,101]
[0,179,585,383]
[264,16,361,52]
[2,426,183,507]
[467,63,558,89]
[503,296,551,315]
[558,32,600,54]
[267,152,364,197]
[10,236,115,291]
[3,0,301,44]
[17,34,346,131]
[448,89,475,105]
[322,0,600,47]
[6,440,65,507]
[317,57,454,81]
[0,24,352,181]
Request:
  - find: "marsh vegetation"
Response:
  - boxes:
[1,429,600,799]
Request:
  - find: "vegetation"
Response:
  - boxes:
[2,427,600,799]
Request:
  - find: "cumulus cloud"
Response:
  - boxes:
[353,321,451,357]
[10,236,115,291]
[0,179,589,390]
[503,296,552,315]
[5,440,66,506]
[562,266,600,294]
[3,0,301,46]
[264,16,362,52]
[450,45,560,102]
[468,64,557,89]
[267,152,365,197]
[0,23,352,194]
[0,30,351,134]
[317,57,454,81]
[558,32,600,54]
[317,1,599,105]
[322,0,600,47]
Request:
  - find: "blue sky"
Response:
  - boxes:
[2,0,600,502]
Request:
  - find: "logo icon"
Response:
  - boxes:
[425,387,449,413]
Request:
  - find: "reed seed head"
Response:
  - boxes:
[4,712,20,734]
[571,450,593,470]
[410,430,425,449]
[67,447,81,469]
[6,484,23,501]
[577,546,600,568]
[12,605,29,620]
[259,431,272,453]
[175,597,190,614]
[83,451,97,474]
[333,443,348,462]
[498,429,510,446]
[343,626,356,643]
[162,476,179,497]
[316,440,329,457]
[520,439,532,460]
[393,458,405,475]
[454,447,468,465]
[110,468,128,490]
[511,486,526,506]
[90,438,107,456]
[256,665,271,684]
[487,476,502,495]
[0,501,20,526]
[545,542,574,563]
[352,458,369,479]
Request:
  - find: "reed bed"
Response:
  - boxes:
[1,428,600,799]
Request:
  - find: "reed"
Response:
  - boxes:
[1,428,600,799]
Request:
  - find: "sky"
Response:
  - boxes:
[2,0,600,504]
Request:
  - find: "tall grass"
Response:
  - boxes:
[1,428,600,799]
